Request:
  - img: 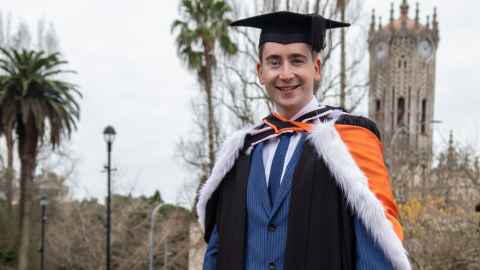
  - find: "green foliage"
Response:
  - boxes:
[0,47,80,270]
[0,200,16,267]
[171,0,237,73]
[0,249,16,265]
[148,190,164,205]
[0,47,81,148]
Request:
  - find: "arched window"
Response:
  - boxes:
[421,99,427,134]
[375,99,382,121]
[397,97,405,126]
[392,87,396,129]
[399,55,405,68]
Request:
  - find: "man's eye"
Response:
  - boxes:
[291,58,305,65]
[269,59,280,67]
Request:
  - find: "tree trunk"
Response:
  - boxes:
[4,128,14,216]
[203,42,216,174]
[191,41,216,217]
[314,0,320,14]
[271,0,278,12]
[16,117,38,270]
[339,3,347,109]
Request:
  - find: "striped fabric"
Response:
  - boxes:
[355,219,394,270]
[243,135,306,270]
[204,220,394,270]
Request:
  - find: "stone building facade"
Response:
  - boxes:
[368,0,439,167]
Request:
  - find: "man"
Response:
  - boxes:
[198,11,411,270]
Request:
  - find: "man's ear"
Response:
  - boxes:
[256,62,264,85]
[314,56,321,81]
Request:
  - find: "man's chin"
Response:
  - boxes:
[276,101,303,115]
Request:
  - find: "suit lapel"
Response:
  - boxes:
[252,143,272,214]
[270,135,307,217]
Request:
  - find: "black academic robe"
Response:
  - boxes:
[197,114,411,270]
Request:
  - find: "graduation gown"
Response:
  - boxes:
[196,112,411,270]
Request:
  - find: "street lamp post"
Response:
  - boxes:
[149,203,164,270]
[39,195,48,270]
[103,125,116,270]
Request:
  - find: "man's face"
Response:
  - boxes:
[257,42,321,118]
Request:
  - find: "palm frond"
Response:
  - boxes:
[0,47,81,149]
[171,0,237,75]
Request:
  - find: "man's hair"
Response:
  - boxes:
[258,43,319,63]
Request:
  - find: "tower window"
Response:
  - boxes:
[397,97,405,126]
[392,87,395,130]
[421,99,427,134]
[375,99,382,121]
[408,87,412,126]
[404,60,407,68]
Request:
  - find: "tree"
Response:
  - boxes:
[389,132,480,269]
[0,13,60,218]
[44,196,190,270]
[171,0,237,178]
[0,48,81,270]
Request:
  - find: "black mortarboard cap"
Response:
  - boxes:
[231,11,350,52]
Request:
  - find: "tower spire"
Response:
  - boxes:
[433,7,439,41]
[390,2,394,23]
[447,130,456,168]
[426,15,430,29]
[378,16,383,31]
[400,0,409,18]
[433,7,438,30]
[415,2,420,26]
[371,9,376,32]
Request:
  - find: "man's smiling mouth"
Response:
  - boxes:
[277,85,300,91]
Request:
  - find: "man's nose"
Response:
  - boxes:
[278,63,294,81]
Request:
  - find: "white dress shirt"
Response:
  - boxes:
[263,97,320,184]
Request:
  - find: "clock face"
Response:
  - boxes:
[375,42,388,61]
[418,39,433,60]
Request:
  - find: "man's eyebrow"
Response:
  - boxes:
[265,54,281,61]
[288,53,308,59]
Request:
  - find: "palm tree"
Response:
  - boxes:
[0,48,81,270]
[171,0,237,178]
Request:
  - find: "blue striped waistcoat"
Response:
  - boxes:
[244,135,305,270]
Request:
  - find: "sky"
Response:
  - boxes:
[1,0,479,205]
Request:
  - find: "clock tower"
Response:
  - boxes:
[368,0,439,167]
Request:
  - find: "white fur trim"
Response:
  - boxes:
[308,121,411,270]
[196,126,253,230]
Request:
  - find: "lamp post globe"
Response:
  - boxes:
[103,125,116,144]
